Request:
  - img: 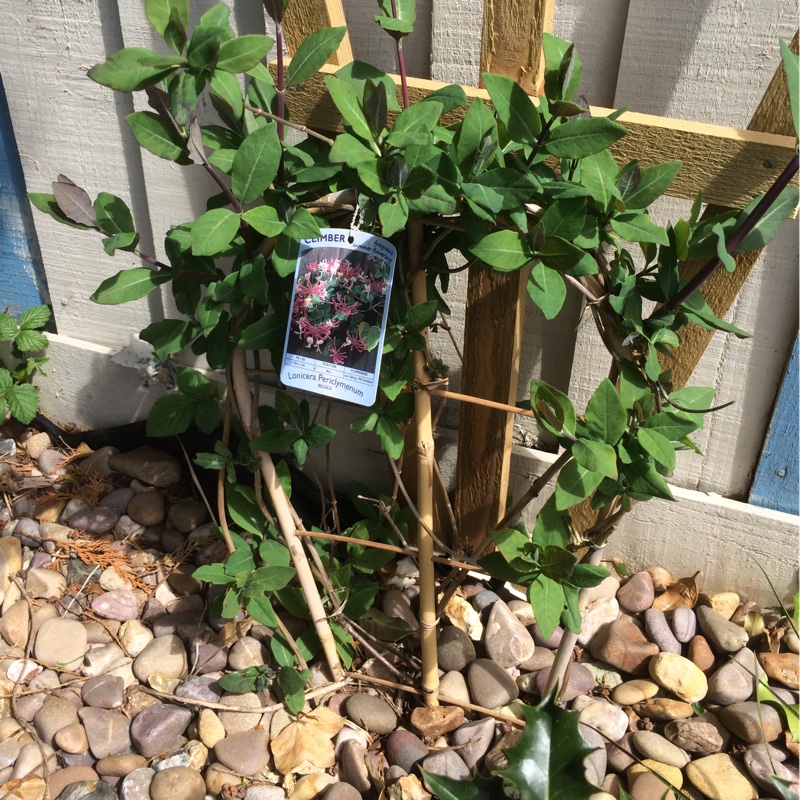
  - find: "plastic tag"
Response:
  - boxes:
[280,228,396,407]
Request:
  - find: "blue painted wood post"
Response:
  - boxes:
[0,74,50,317]
[750,333,799,515]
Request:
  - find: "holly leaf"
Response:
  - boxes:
[498,695,599,800]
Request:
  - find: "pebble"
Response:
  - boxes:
[47,767,100,800]
[132,634,187,683]
[291,774,336,800]
[664,719,724,755]
[166,564,202,596]
[345,694,398,735]
[34,696,79,746]
[324,782,362,800]
[448,718,493,771]
[167,500,208,533]
[78,707,132,759]
[631,698,695,721]
[589,615,660,676]
[217,692,264,734]
[0,599,29,647]
[611,679,659,706]
[175,676,223,704]
[743,744,798,795]
[531,624,563,649]
[385,729,429,772]
[118,620,153,656]
[616,571,655,613]
[579,723,607,786]
[84,644,127,678]
[68,507,121,534]
[13,517,43,549]
[718,701,783,743]
[627,770,676,800]
[436,625,476,672]
[669,607,697,642]
[149,767,206,800]
[119,767,154,800]
[438,671,471,705]
[484,600,535,668]
[127,491,166,527]
[685,753,759,800]
[467,659,519,708]
[421,750,470,789]
[197,709,226,749]
[577,597,620,647]
[95,754,148,777]
[606,732,635,772]
[338,739,370,791]
[648,652,708,703]
[25,567,66,600]
[532,662,594,701]
[706,647,760,705]
[34,618,87,670]
[129,704,192,758]
[82,675,125,709]
[644,608,681,654]
[109,447,182,487]
[572,696,628,741]
[631,731,689,768]
[695,606,749,654]
[697,592,740,620]
[56,780,117,800]
[689,635,716,673]
[213,730,271,776]
[204,762,243,796]
[758,651,799,689]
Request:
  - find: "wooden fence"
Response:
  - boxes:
[0,0,797,600]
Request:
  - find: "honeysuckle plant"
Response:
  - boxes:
[29,0,799,794]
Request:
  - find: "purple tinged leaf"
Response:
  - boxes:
[145,86,178,127]
[53,177,97,228]
[187,117,206,165]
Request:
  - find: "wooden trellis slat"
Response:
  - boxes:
[273,62,797,210]
[283,0,353,65]
[453,0,555,551]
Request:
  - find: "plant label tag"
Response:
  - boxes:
[280,228,396,407]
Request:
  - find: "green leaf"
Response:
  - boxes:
[571,439,618,479]
[568,563,609,589]
[376,416,404,459]
[276,667,312,715]
[491,528,530,564]
[681,292,751,339]
[146,394,196,436]
[28,192,92,230]
[329,133,375,167]
[242,205,285,238]
[126,111,188,162]
[19,305,51,331]
[781,39,800,140]
[537,236,587,272]
[5,384,39,425]
[218,666,264,694]
[231,123,281,204]
[530,379,576,437]
[334,61,401,112]
[191,208,240,256]
[482,72,541,144]
[247,565,297,593]
[0,316,17,341]
[217,34,273,73]
[422,771,506,800]
[284,207,322,240]
[357,608,416,642]
[260,539,291,567]
[528,576,565,641]
[236,313,283,351]
[623,161,681,209]
[94,193,135,237]
[637,427,676,471]
[532,497,571,549]
[545,116,627,159]
[585,378,627,445]
[498,695,600,800]
[422,83,468,113]
[555,460,604,510]
[405,300,439,332]
[324,76,375,146]
[469,168,540,210]
[710,222,737,273]
[610,211,669,245]
[210,70,243,118]
[193,562,235,585]
[91,268,171,304]
[470,230,534,272]
[734,186,800,253]
[146,0,189,37]
[88,47,178,92]
[619,362,650,411]
[526,263,566,320]
[539,198,586,241]
[390,101,442,140]
[539,545,576,582]
[578,150,618,211]
[641,411,699,440]
[14,330,48,352]
[286,27,346,87]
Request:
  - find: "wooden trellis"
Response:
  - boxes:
[278,0,797,547]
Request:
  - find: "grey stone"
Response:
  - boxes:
[644,608,682,654]
[696,605,749,654]
[437,626,476,672]
[385,729,428,772]
[452,718,496,770]
[485,599,535,668]
[91,590,140,622]
[631,730,690,768]
[323,783,361,800]
[34,696,80,746]
[129,704,192,759]
[669,607,697,643]
[68,507,122,535]
[421,750,470,790]
[578,723,607,787]
[338,739,370,792]
[606,731,636,772]
[743,745,797,796]
[132,634,187,683]
[616,571,655,613]
[167,500,208,534]
[126,491,165,527]
[82,675,125,709]
[13,517,42,549]
[34,618,87,670]
[108,447,181,488]
[718,701,783,743]
[213,730,271,776]
[81,447,120,476]
[78,708,132,759]
[346,693,398,735]
[55,780,117,800]
[175,676,224,704]
[467,659,519,708]
[227,637,268,671]
[119,768,154,800]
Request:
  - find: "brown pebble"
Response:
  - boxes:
[631,698,695,721]
[758,652,799,689]
[410,705,465,738]
[689,635,716,673]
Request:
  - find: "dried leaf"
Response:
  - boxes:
[219,618,254,647]
[444,594,483,641]
[271,707,346,774]
[652,571,702,612]
[386,775,431,800]
[187,117,206,166]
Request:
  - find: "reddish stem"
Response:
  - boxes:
[390,0,410,109]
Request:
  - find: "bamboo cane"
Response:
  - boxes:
[230,349,343,681]
[409,220,440,706]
